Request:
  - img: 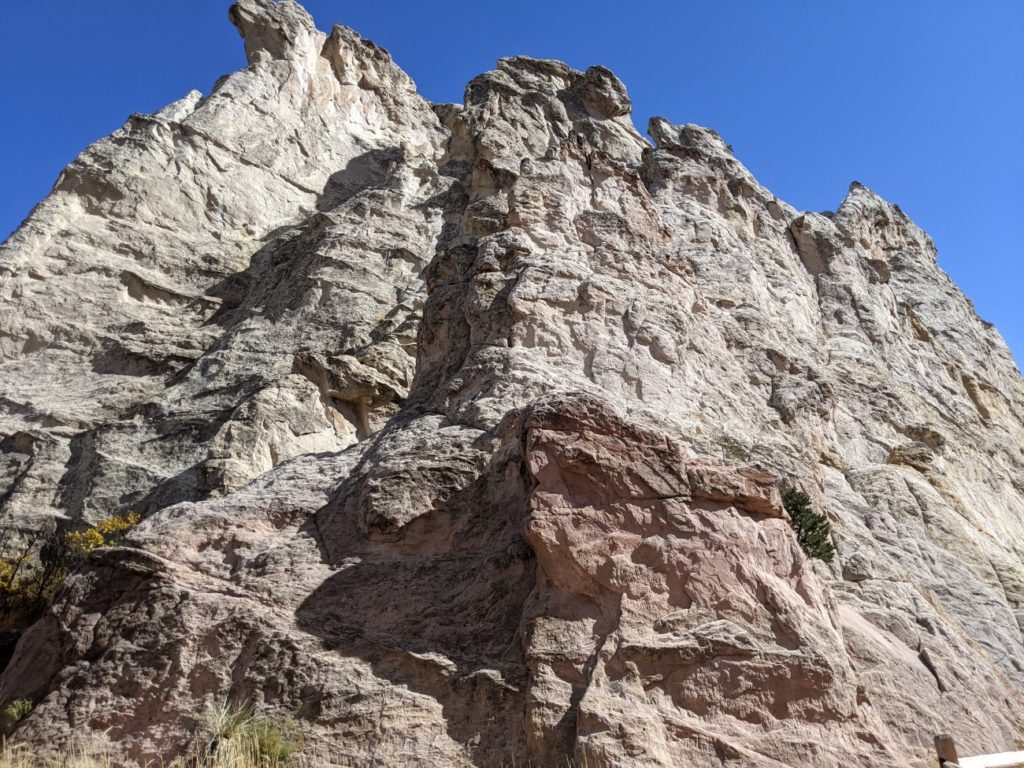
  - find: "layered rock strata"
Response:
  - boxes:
[1,1,1023,766]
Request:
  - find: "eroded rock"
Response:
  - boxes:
[2,3,1024,767]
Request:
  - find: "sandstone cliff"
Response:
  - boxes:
[1,1,1023,766]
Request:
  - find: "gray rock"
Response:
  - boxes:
[2,1,1023,766]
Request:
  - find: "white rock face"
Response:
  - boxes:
[2,1,1023,766]
[0,0,444,528]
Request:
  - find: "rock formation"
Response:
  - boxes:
[1,1,1023,765]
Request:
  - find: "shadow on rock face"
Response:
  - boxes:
[197,146,408,334]
[316,147,404,212]
[294,414,537,764]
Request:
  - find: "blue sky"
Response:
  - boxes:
[2,2,1021,363]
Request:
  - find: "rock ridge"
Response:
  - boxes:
[1,2,1023,766]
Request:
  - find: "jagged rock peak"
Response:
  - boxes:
[835,179,938,257]
[228,0,318,63]
[648,115,731,154]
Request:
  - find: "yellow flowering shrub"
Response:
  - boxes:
[64,528,105,560]
[65,511,140,561]
[94,511,140,539]
[0,511,141,633]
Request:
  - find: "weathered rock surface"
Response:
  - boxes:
[2,1,1024,765]
[0,0,443,531]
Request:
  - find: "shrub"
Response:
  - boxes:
[0,512,140,634]
[65,512,140,565]
[2,698,306,768]
[1,702,31,723]
[190,700,304,768]
[782,488,835,563]
[0,530,64,634]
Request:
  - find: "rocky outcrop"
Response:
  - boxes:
[0,0,443,531]
[2,1,1024,766]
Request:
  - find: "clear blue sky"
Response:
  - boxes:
[2,2,1021,363]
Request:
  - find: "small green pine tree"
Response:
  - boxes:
[782,487,835,563]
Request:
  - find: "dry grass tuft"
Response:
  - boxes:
[0,701,305,767]
[0,740,113,768]
[182,700,304,768]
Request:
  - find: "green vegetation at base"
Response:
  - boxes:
[0,703,30,725]
[0,512,140,635]
[188,701,304,768]
[1,701,305,767]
